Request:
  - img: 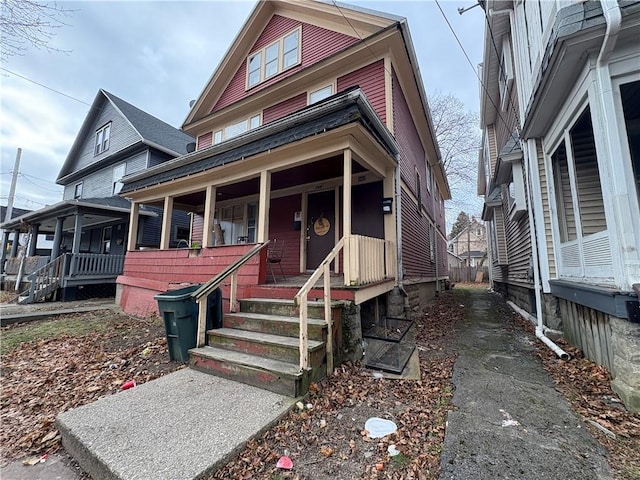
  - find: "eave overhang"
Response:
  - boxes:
[121,88,399,195]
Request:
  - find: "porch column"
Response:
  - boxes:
[0,231,9,272]
[70,215,83,274]
[10,230,19,257]
[127,202,140,251]
[383,167,397,280]
[28,223,40,256]
[202,185,217,248]
[257,170,271,243]
[51,217,65,259]
[160,196,174,249]
[343,149,352,284]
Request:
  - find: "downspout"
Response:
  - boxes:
[394,154,406,295]
[597,0,622,68]
[523,141,570,360]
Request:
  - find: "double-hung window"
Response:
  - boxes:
[74,182,83,199]
[246,28,301,88]
[113,163,126,195]
[95,123,111,155]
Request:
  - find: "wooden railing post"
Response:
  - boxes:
[230,272,238,313]
[323,262,333,374]
[299,297,309,370]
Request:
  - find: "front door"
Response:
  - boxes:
[306,190,336,270]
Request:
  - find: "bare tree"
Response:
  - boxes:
[429,91,483,222]
[1,0,74,61]
[429,91,480,190]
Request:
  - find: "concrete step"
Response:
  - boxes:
[190,346,315,397]
[223,311,327,341]
[207,328,325,365]
[239,297,342,320]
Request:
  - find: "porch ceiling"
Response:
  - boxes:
[166,155,368,209]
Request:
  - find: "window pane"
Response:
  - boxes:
[283,50,297,69]
[309,85,332,104]
[570,107,606,236]
[224,120,248,139]
[284,31,298,52]
[265,59,278,78]
[248,52,261,86]
[552,142,576,242]
[103,124,111,150]
[250,115,260,129]
[265,43,279,62]
[214,130,223,144]
[248,70,260,87]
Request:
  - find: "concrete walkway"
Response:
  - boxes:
[440,289,612,479]
[56,368,295,480]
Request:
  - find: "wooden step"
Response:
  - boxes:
[239,298,342,319]
[207,328,325,365]
[223,312,326,341]
[189,346,309,397]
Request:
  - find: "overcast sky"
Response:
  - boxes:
[0,0,485,230]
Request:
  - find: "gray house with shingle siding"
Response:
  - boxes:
[1,90,194,302]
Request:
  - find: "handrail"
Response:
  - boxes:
[193,241,269,347]
[294,236,345,372]
[24,254,64,303]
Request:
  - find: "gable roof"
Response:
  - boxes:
[183,0,398,128]
[1,206,31,222]
[182,0,451,199]
[57,90,194,183]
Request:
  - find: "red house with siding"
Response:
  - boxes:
[117,0,450,396]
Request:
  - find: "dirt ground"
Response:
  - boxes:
[1,285,638,479]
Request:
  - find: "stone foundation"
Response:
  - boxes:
[493,282,562,329]
[341,302,363,362]
[402,280,438,316]
[610,317,640,412]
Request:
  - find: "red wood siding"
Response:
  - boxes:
[263,92,307,124]
[191,214,204,244]
[213,15,358,112]
[268,194,302,275]
[337,60,386,124]
[122,246,264,285]
[197,132,212,150]
[391,69,434,219]
[401,190,435,278]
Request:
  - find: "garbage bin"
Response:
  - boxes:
[154,285,222,362]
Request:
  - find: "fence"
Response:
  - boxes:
[449,266,489,283]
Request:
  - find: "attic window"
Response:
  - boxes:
[246,27,301,89]
[95,122,111,155]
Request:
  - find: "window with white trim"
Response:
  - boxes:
[217,202,257,246]
[112,163,126,195]
[246,28,301,89]
[95,123,111,155]
[498,37,513,111]
[74,182,83,199]
[550,105,606,243]
[213,114,262,145]
[309,85,333,105]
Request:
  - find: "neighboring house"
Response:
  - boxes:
[0,89,194,303]
[116,0,450,395]
[447,251,464,270]
[478,0,640,411]
[448,217,487,266]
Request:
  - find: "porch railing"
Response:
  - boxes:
[68,253,126,277]
[295,237,345,373]
[295,234,397,373]
[192,242,270,347]
[346,235,396,286]
[22,254,65,304]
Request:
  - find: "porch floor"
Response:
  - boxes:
[262,273,350,289]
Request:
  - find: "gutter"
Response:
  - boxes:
[523,139,570,361]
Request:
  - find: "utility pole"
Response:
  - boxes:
[0,148,22,270]
[467,216,471,267]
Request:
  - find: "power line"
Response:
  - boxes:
[0,67,92,107]
[20,172,60,185]
[18,174,63,193]
[433,0,520,149]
